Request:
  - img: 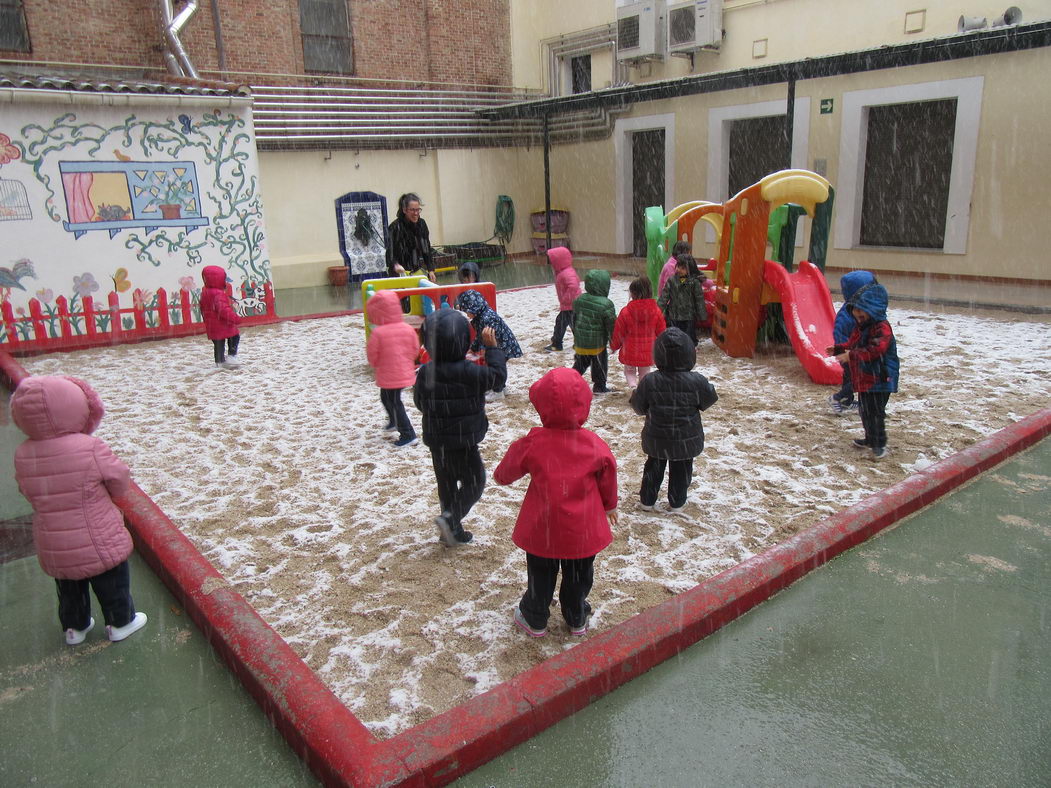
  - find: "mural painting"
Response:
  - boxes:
[0,100,275,351]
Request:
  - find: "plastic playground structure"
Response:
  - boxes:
[360,275,497,339]
[646,169,842,385]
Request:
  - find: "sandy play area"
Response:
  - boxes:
[16,279,1051,737]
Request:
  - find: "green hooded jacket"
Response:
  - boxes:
[572,269,616,352]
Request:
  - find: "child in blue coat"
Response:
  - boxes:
[455,289,522,400]
[828,284,899,459]
[829,271,877,414]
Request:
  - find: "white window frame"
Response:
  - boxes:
[614,113,677,255]
[705,97,811,243]
[833,76,983,255]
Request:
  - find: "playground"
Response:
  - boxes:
[9,277,1051,740]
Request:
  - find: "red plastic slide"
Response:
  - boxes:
[762,260,842,385]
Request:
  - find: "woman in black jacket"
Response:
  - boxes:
[629,327,718,513]
[386,193,436,282]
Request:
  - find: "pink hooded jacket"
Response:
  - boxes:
[200,265,241,341]
[365,289,421,389]
[12,376,133,580]
[548,246,581,312]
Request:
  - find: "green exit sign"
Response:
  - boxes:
[820,98,834,114]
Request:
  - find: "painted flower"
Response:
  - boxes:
[178,275,195,291]
[112,267,131,293]
[35,288,54,303]
[187,249,202,265]
[0,133,20,166]
[133,288,155,309]
[73,273,100,297]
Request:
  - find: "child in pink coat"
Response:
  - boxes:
[544,246,581,352]
[658,240,692,297]
[366,289,420,447]
[494,367,618,637]
[11,375,148,645]
[611,276,666,392]
[200,265,242,370]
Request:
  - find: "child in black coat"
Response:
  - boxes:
[629,327,718,513]
[414,309,507,546]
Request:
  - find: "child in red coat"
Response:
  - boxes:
[611,276,666,392]
[494,367,618,637]
[200,265,242,370]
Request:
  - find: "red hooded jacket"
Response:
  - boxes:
[494,367,617,559]
[200,265,241,340]
[548,246,581,312]
[611,297,666,367]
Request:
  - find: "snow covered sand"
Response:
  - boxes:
[18,279,1051,736]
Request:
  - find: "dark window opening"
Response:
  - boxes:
[728,115,789,198]
[0,0,31,52]
[570,55,591,94]
[860,99,957,248]
[300,0,353,75]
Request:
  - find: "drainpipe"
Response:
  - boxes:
[210,0,226,74]
[543,113,552,252]
[160,0,200,79]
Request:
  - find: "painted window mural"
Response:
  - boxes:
[60,161,209,238]
[0,103,275,351]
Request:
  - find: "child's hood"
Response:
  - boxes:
[840,270,876,303]
[455,289,490,317]
[653,327,697,372]
[458,261,481,282]
[422,307,471,362]
[853,283,889,322]
[11,375,104,440]
[366,289,404,326]
[202,265,228,289]
[583,268,611,298]
[547,246,574,274]
[529,367,591,430]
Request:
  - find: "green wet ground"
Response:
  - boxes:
[458,437,1051,787]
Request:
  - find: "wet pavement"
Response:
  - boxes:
[456,437,1051,787]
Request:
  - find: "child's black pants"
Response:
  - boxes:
[429,445,485,536]
[550,310,573,349]
[640,456,693,509]
[572,349,608,391]
[55,560,135,630]
[519,553,595,630]
[380,388,415,441]
[858,391,891,448]
[212,334,240,364]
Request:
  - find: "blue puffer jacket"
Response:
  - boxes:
[833,270,877,343]
[834,284,899,394]
[455,289,523,359]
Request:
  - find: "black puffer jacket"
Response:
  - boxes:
[386,212,433,275]
[414,308,507,449]
[629,327,718,460]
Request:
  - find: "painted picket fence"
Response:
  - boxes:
[0,282,276,354]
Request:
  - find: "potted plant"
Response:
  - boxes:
[148,175,197,219]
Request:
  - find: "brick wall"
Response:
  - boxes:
[0,0,511,87]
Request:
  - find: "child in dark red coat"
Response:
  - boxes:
[611,276,666,392]
[494,367,618,638]
[200,265,242,370]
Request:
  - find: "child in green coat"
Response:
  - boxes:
[658,255,707,346]
[571,269,617,394]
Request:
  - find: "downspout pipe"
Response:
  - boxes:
[160,0,200,79]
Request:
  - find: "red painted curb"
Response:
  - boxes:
[4,347,1047,788]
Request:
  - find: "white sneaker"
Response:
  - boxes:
[65,617,95,646]
[485,390,505,402]
[669,504,686,514]
[224,354,242,368]
[640,502,656,511]
[106,611,148,642]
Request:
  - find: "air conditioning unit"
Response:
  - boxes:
[617,0,666,62]
[667,0,722,54]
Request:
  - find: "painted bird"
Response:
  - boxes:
[0,258,36,290]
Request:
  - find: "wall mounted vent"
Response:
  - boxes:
[667,0,722,54]
[617,0,667,62]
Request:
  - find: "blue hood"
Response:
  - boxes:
[840,270,876,302]
[853,283,889,322]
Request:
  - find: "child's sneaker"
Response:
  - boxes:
[592,386,612,394]
[567,603,592,637]
[485,390,505,402]
[872,445,888,459]
[383,422,398,432]
[106,612,147,642]
[543,344,562,352]
[436,512,457,547]
[394,435,418,447]
[852,438,869,449]
[669,503,687,514]
[828,394,847,415]
[455,530,474,544]
[513,607,547,638]
[639,501,656,512]
[65,617,94,646]
[224,354,242,368]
